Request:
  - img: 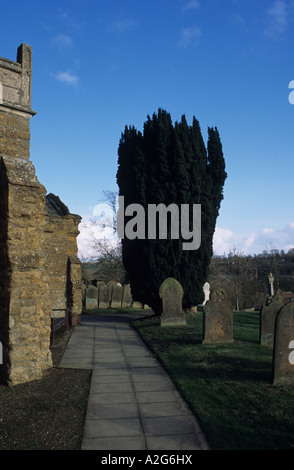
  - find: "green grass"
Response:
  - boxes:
[132,311,294,450]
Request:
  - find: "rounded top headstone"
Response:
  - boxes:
[159,277,184,298]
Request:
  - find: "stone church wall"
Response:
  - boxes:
[45,196,82,328]
[0,44,82,386]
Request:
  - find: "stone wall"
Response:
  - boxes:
[0,156,53,385]
[0,44,34,160]
[0,44,82,386]
[45,194,82,327]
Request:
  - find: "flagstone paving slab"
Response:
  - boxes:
[59,314,210,450]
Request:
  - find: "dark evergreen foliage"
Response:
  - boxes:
[116,109,227,313]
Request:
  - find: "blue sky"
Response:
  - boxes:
[2,0,294,256]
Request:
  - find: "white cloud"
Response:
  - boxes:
[54,70,79,86]
[182,1,200,13]
[77,214,118,261]
[213,227,243,255]
[213,222,294,256]
[108,18,138,33]
[178,27,202,47]
[52,33,74,51]
[77,214,294,260]
[264,0,288,39]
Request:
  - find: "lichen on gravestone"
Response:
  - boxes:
[202,287,234,344]
[159,277,186,326]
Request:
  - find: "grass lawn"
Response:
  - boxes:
[132,311,294,450]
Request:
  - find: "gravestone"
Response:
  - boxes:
[202,287,233,344]
[132,301,144,309]
[159,277,186,326]
[96,281,105,307]
[98,282,110,308]
[107,281,116,307]
[260,289,285,346]
[85,285,98,310]
[272,300,294,385]
[111,284,123,308]
[122,284,132,307]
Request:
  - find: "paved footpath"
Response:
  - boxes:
[59,313,210,451]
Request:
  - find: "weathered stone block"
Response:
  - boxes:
[272,300,294,385]
[122,284,132,308]
[86,285,98,309]
[98,283,111,308]
[202,287,233,344]
[260,289,285,346]
[111,284,123,308]
[159,277,186,326]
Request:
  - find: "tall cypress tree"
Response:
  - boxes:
[116,109,226,314]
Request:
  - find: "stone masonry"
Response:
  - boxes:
[0,44,33,160]
[0,44,82,386]
[45,193,82,327]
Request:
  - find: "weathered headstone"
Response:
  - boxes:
[85,285,98,310]
[272,300,294,385]
[132,301,144,309]
[96,281,105,307]
[111,283,123,308]
[122,284,133,307]
[98,282,110,308]
[159,277,186,326]
[202,287,233,344]
[107,281,116,307]
[260,289,285,346]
